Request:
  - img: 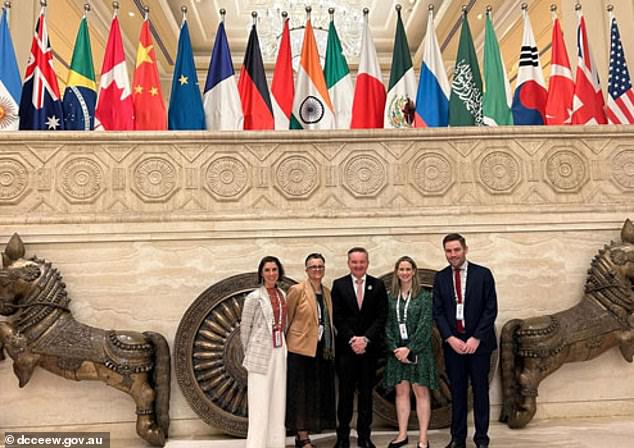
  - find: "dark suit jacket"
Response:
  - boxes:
[432,262,498,354]
[332,274,388,356]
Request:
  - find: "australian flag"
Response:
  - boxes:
[18,7,64,130]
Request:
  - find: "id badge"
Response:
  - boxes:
[399,323,408,340]
[318,324,324,341]
[272,328,283,348]
[456,303,464,321]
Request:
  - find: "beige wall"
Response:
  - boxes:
[1,127,634,438]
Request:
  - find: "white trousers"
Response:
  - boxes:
[246,341,287,448]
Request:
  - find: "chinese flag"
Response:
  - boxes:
[132,18,166,130]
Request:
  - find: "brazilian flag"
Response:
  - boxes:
[62,15,96,130]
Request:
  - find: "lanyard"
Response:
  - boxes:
[396,290,412,323]
[270,288,283,329]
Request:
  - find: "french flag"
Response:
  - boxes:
[511,8,547,125]
[414,7,449,128]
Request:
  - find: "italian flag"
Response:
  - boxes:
[351,12,385,129]
[324,19,353,129]
[290,19,334,129]
[384,7,417,128]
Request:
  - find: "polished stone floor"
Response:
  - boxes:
[160,417,634,448]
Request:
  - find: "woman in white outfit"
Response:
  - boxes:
[241,255,288,448]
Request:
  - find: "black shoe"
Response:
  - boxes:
[387,437,408,448]
[333,438,350,448]
[444,441,466,448]
[358,438,376,448]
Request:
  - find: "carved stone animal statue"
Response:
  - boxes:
[0,234,170,446]
[499,219,634,428]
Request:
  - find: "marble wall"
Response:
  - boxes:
[1,127,633,437]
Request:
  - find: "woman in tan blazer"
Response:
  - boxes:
[286,253,336,448]
[241,256,287,448]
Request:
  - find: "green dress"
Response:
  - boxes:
[383,289,438,389]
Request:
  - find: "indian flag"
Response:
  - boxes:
[291,19,334,129]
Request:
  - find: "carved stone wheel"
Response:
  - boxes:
[373,269,498,429]
[174,273,296,437]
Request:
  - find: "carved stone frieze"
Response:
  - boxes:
[132,156,179,202]
[545,149,588,192]
[0,158,28,203]
[612,150,634,190]
[342,153,387,197]
[479,151,521,194]
[58,157,105,203]
[275,155,319,199]
[411,152,453,195]
[204,156,250,200]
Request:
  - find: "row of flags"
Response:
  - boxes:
[1,4,633,132]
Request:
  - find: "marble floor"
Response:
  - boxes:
[159,417,634,448]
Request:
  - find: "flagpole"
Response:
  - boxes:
[180,5,187,27]
[306,5,311,22]
[329,7,334,23]
[40,0,47,14]
[219,8,225,24]
[84,3,90,21]
[251,11,257,27]
[113,1,119,18]
[144,4,149,21]
[3,1,11,25]
[550,4,557,22]
[520,2,527,18]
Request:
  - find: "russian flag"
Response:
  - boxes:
[414,7,449,128]
[511,8,547,125]
[203,20,243,130]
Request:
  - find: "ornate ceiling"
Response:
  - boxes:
[44,0,557,89]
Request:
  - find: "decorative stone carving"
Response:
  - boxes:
[545,150,588,192]
[205,156,249,200]
[133,157,178,201]
[0,158,28,203]
[275,155,319,199]
[59,157,105,203]
[612,150,634,190]
[479,151,521,193]
[174,273,297,437]
[411,152,453,195]
[343,154,387,197]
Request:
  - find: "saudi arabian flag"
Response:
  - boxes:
[324,19,353,129]
[384,7,417,128]
[291,19,334,129]
[483,12,513,126]
[449,11,483,126]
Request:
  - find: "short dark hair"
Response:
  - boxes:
[442,233,467,248]
[347,247,369,259]
[257,256,285,285]
[305,252,325,266]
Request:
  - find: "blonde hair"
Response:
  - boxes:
[390,256,420,298]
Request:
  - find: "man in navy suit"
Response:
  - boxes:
[432,234,498,448]
[332,247,388,448]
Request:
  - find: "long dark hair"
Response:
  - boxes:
[390,256,421,298]
[257,256,285,285]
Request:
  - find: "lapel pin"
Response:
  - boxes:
[368,285,373,291]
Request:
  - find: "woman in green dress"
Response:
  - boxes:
[384,256,438,448]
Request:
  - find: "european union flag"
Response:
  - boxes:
[0,7,22,130]
[168,19,204,130]
[62,15,96,130]
[19,9,64,130]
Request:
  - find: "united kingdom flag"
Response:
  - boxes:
[18,6,64,130]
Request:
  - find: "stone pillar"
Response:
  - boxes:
[8,0,38,75]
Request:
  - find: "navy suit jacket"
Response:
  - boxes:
[332,274,388,356]
[432,262,498,354]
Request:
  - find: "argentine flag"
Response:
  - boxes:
[414,7,450,127]
[0,7,21,130]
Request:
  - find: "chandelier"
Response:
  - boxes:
[255,0,368,66]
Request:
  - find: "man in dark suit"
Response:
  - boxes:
[332,247,388,448]
[432,233,498,448]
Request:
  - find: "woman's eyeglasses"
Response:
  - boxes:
[306,265,325,271]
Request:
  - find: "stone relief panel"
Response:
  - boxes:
[1,129,633,223]
[0,157,29,204]
[342,153,387,197]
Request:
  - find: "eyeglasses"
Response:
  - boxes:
[306,265,325,271]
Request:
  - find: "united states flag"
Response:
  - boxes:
[607,16,634,124]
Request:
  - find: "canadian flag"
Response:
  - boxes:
[571,12,607,125]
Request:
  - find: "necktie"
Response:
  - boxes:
[454,268,465,333]
[355,278,364,310]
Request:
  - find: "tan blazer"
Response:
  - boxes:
[240,286,286,374]
[286,278,334,357]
